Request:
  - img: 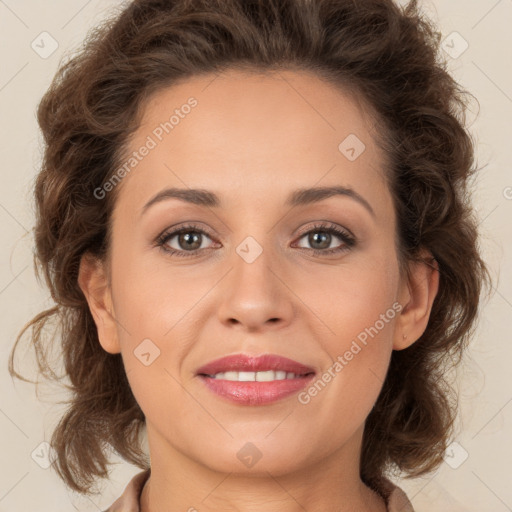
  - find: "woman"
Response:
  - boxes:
[9,0,490,510]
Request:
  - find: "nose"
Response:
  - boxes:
[216,239,295,332]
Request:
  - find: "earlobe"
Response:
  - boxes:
[393,252,440,351]
[77,252,121,354]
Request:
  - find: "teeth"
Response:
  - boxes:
[211,370,300,381]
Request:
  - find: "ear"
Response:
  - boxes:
[77,252,121,354]
[393,250,440,350]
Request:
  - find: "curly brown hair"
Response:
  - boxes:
[9,0,491,496]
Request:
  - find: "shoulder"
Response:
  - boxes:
[103,469,151,512]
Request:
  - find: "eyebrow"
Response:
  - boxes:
[140,185,375,218]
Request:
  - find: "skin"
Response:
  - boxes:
[79,69,439,512]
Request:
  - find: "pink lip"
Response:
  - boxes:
[196,354,316,406]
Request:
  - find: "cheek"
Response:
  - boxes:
[110,248,209,342]
[300,250,399,352]
[109,253,216,420]
[296,254,399,427]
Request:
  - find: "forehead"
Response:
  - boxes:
[113,69,391,217]
[136,68,381,157]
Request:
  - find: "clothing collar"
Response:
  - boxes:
[105,469,414,512]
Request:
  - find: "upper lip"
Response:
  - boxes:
[196,354,316,376]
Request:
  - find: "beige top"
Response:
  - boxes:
[104,469,414,512]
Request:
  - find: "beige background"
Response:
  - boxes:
[0,0,511,510]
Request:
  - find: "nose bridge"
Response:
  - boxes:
[216,229,293,329]
[232,231,280,300]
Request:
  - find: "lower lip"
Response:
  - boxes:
[198,375,315,405]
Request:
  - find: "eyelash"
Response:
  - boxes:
[155,222,356,258]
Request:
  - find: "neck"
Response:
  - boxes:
[140,424,387,512]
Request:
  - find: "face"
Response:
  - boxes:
[90,69,413,476]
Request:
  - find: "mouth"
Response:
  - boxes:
[196,353,316,378]
[203,369,310,381]
[196,354,316,405]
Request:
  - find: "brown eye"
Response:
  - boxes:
[293,223,356,256]
[174,231,204,251]
[156,224,215,257]
[303,231,337,250]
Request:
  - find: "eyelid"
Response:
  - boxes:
[294,221,354,239]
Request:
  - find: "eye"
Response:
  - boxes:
[292,222,356,256]
[155,223,216,258]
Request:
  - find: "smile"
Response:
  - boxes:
[208,370,301,381]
